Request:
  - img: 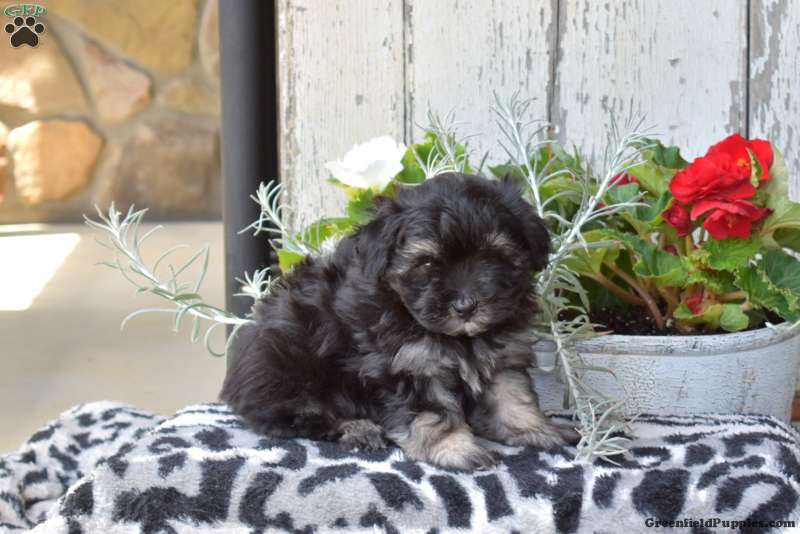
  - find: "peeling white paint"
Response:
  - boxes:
[278,0,800,222]
[277,1,405,225]
[554,0,749,162]
[405,0,556,164]
[750,0,800,200]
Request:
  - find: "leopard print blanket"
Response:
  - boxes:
[1,402,798,533]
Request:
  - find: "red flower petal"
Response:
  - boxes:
[669,154,756,205]
[690,199,756,221]
[703,210,753,240]
[686,287,705,315]
[663,203,692,236]
[707,134,752,178]
[611,173,638,186]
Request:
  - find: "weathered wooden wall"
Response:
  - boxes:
[278,0,800,220]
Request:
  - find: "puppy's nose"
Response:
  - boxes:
[452,296,477,318]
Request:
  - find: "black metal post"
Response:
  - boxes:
[219,0,279,320]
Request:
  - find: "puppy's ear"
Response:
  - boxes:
[357,196,404,279]
[498,176,551,272]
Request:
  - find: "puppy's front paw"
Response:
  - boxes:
[553,423,581,445]
[505,422,577,449]
[337,419,387,451]
[429,438,497,471]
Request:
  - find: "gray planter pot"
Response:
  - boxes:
[531,326,800,421]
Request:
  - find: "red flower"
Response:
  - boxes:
[611,173,638,186]
[670,152,756,205]
[707,134,773,182]
[669,134,773,205]
[663,244,679,256]
[690,199,771,240]
[686,287,706,315]
[663,203,692,236]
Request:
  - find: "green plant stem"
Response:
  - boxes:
[684,235,694,255]
[719,290,747,302]
[608,264,665,330]
[657,286,679,317]
[589,273,646,306]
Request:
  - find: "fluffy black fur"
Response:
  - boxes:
[221,173,576,470]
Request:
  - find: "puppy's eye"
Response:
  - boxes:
[416,257,435,270]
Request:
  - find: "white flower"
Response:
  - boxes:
[325,136,407,191]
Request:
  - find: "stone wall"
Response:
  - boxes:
[0,0,221,223]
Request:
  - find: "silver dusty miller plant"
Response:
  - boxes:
[86,95,656,461]
[493,93,650,460]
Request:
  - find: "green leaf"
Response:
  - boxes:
[612,231,688,287]
[719,304,750,332]
[698,238,759,272]
[736,261,800,321]
[627,161,678,197]
[759,149,800,242]
[299,217,354,249]
[396,131,473,184]
[277,250,305,272]
[686,269,737,294]
[673,302,722,325]
[638,191,672,224]
[489,163,524,180]
[395,145,427,185]
[673,301,748,332]
[760,196,800,236]
[762,249,800,295]
[774,228,800,253]
[633,246,688,286]
[345,189,377,225]
[764,148,790,201]
[642,138,689,169]
[563,230,621,275]
[605,183,640,205]
[613,190,671,237]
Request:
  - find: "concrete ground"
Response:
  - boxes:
[0,222,230,453]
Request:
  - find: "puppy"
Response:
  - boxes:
[221,172,576,470]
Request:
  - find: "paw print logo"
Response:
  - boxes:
[4,16,45,48]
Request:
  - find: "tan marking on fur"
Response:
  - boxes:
[457,357,483,396]
[402,239,440,257]
[391,338,454,377]
[486,232,515,250]
[390,412,494,470]
[471,369,568,448]
[489,370,545,434]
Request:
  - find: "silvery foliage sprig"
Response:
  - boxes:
[240,180,340,256]
[85,205,275,356]
[239,181,313,255]
[493,92,650,461]
[414,110,475,179]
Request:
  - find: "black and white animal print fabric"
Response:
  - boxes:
[1,402,798,533]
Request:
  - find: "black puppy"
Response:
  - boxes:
[222,172,576,469]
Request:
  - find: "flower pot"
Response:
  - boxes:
[531,326,800,421]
